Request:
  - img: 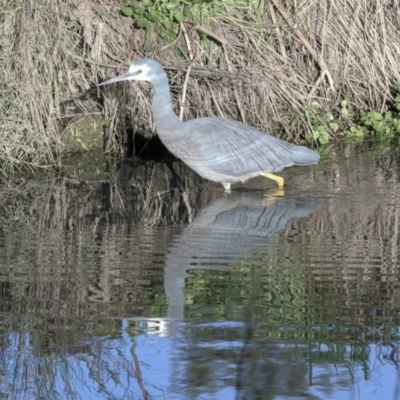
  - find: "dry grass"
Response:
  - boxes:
[1,0,400,169]
[0,0,132,170]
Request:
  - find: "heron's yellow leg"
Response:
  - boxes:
[261,172,284,188]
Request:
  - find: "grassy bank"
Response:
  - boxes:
[1,0,399,171]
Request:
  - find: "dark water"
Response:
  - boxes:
[0,141,400,399]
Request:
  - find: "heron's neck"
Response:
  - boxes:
[151,76,183,133]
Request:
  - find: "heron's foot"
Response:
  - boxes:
[261,172,284,188]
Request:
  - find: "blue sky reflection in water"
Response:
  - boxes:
[2,324,398,399]
[0,141,400,399]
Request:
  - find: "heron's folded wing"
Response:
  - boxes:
[186,118,319,177]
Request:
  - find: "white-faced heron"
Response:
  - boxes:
[99,58,320,190]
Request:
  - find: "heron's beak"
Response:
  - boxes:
[98,71,138,86]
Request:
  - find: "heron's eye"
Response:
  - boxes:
[138,69,142,74]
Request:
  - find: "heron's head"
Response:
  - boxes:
[99,58,165,87]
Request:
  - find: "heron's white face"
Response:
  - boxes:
[99,60,156,86]
[126,63,152,81]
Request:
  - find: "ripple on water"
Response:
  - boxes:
[0,142,400,399]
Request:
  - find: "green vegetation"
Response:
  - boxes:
[291,101,333,145]
[294,85,400,145]
[121,0,212,57]
[121,1,184,50]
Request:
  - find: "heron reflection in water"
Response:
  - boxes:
[161,191,319,334]
[99,58,319,190]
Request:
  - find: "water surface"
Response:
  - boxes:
[0,142,399,399]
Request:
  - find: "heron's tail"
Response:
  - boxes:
[290,144,320,165]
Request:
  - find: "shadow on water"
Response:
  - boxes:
[0,141,399,398]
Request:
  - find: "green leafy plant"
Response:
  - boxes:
[340,100,366,141]
[293,85,400,145]
[359,111,394,135]
[292,101,337,145]
[345,84,400,139]
[121,0,211,50]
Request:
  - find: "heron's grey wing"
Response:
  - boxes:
[186,117,319,177]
